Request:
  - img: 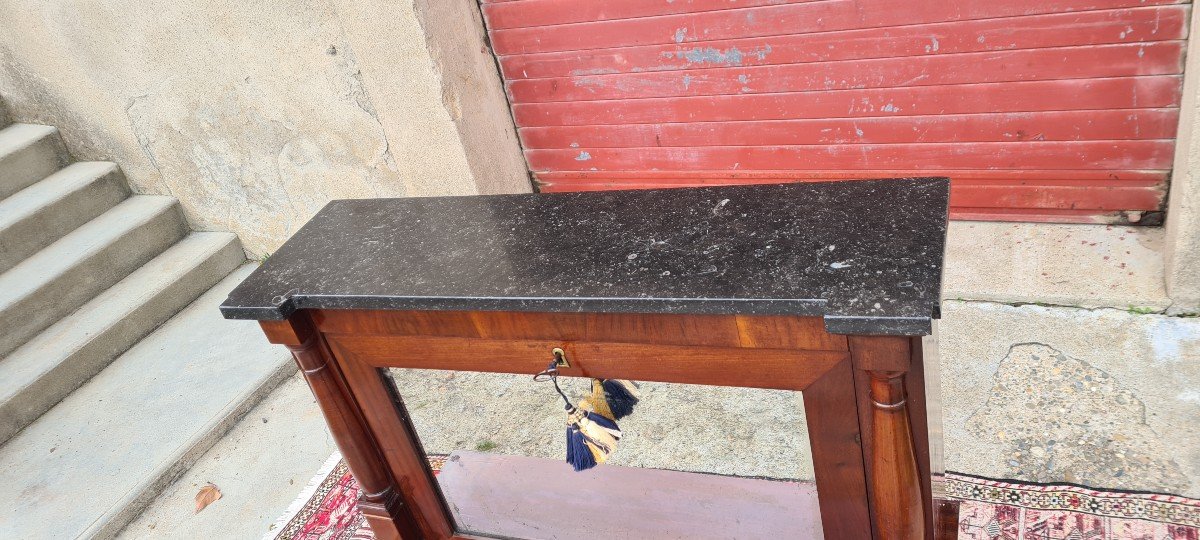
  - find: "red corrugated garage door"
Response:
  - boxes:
[481,0,1188,223]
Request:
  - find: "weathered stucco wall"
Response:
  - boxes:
[1165,5,1200,314]
[0,0,529,256]
[411,0,531,196]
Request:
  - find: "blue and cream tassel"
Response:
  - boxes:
[598,379,640,419]
[562,380,639,471]
[565,403,622,471]
[536,359,641,471]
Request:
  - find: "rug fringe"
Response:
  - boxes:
[944,471,1200,528]
[264,452,343,540]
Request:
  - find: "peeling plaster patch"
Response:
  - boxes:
[737,73,751,92]
[673,45,771,67]
[573,76,605,89]
[677,46,742,66]
[574,151,592,161]
[965,343,1188,493]
[125,94,169,190]
[673,28,688,43]
[336,44,401,178]
[123,72,401,254]
[925,37,940,53]
[682,74,693,90]
[1149,317,1199,363]
[569,68,620,76]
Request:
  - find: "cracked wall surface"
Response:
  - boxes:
[0,0,529,255]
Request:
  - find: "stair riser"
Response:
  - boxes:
[0,203,188,357]
[0,165,130,274]
[0,236,245,445]
[0,129,69,199]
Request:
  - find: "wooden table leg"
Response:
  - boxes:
[934,499,961,540]
[867,370,925,539]
[803,359,872,539]
[260,315,422,539]
[907,336,936,537]
[850,336,927,540]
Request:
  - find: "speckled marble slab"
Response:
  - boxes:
[220,178,948,335]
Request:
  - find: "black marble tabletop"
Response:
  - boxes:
[220,178,948,335]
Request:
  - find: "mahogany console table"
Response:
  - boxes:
[220,178,950,540]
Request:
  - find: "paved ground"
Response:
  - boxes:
[939,300,1200,497]
[119,374,335,539]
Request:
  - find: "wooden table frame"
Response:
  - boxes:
[260,308,935,540]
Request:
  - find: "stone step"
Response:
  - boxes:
[0,264,295,539]
[118,373,336,539]
[0,161,130,274]
[0,195,187,358]
[0,123,69,200]
[0,232,245,445]
[943,221,1171,310]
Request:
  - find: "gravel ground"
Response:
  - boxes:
[389,369,814,480]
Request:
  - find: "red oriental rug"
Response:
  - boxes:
[267,454,447,540]
[269,454,1200,539]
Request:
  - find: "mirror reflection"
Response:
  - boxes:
[387,368,819,539]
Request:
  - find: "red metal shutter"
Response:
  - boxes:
[482,0,1187,224]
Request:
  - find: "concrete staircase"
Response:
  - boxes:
[0,119,303,538]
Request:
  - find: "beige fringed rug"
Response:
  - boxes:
[269,454,1200,539]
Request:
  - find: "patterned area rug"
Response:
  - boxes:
[269,455,1200,539]
[267,454,447,540]
[947,473,1200,539]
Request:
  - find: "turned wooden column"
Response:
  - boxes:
[849,336,926,540]
[260,314,421,540]
[868,370,924,539]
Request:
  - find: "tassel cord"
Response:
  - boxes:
[536,360,574,411]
